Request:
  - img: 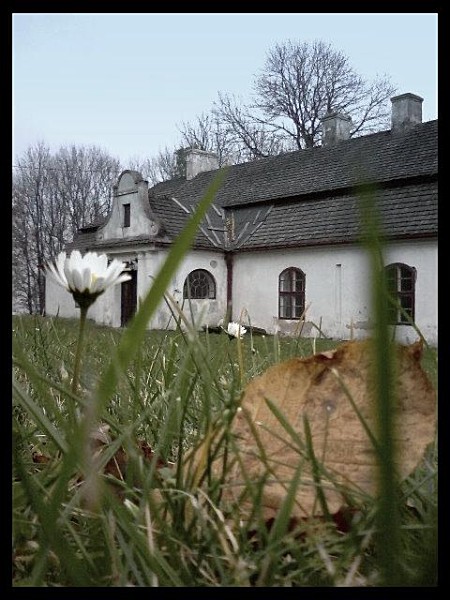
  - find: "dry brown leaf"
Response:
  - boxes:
[31,451,51,464]
[76,426,175,500]
[184,340,436,520]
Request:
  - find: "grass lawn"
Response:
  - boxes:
[12,314,438,587]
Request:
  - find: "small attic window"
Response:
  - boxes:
[123,204,130,228]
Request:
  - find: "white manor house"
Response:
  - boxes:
[45,93,438,346]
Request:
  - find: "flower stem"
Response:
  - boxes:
[72,306,88,395]
[236,334,244,388]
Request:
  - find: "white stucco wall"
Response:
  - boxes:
[142,248,228,331]
[231,239,437,346]
[97,171,159,242]
[45,276,79,319]
[45,245,227,332]
[45,238,437,346]
[45,267,119,326]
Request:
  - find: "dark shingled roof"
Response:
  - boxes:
[67,195,225,253]
[150,120,437,208]
[149,196,225,250]
[66,228,100,252]
[67,119,437,253]
[236,179,437,251]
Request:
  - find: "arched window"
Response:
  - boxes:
[279,267,305,319]
[385,263,416,324]
[183,269,216,299]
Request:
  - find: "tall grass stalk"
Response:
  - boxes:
[94,168,226,422]
[78,170,226,506]
[360,185,401,585]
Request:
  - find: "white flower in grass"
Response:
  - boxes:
[226,321,247,339]
[46,250,131,310]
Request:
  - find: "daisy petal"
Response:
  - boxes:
[91,276,106,294]
[64,260,76,290]
[72,269,84,292]
[81,267,92,292]
[104,262,126,287]
[69,250,83,272]
[47,262,68,289]
[47,250,129,307]
[112,273,132,286]
[55,252,67,279]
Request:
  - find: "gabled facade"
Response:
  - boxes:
[45,93,438,345]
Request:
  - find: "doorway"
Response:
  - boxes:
[121,269,137,327]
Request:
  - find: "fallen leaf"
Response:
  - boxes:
[76,425,175,499]
[31,452,50,464]
[184,340,436,521]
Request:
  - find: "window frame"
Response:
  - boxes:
[278,267,306,320]
[123,203,131,228]
[183,269,216,300]
[385,262,416,325]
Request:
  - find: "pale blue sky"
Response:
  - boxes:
[12,12,438,167]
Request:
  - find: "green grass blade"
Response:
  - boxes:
[12,378,68,454]
[13,442,93,586]
[359,185,401,585]
[94,169,226,416]
[302,414,331,520]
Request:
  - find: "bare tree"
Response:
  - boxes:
[12,143,120,314]
[134,102,291,183]
[214,39,396,153]
[177,112,236,166]
[213,92,294,160]
[126,155,153,183]
[52,145,121,234]
[12,142,53,313]
[118,39,397,182]
[13,186,38,314]
[127,147,179,186]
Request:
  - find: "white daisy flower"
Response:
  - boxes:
[226,321,247,339]
[46,250,131,309]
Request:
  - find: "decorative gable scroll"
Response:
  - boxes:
[96,170,162,242]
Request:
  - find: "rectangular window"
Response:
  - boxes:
[123,204,130,228]
[279,268,305,319]
[386,263,416,324]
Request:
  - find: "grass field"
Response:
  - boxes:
[12,313,438,587]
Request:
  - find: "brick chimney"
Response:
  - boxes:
[321,111,352,146]
[391,93,423,132]
[176,147,219,180]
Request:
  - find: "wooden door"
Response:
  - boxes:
[121,269,137,327]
